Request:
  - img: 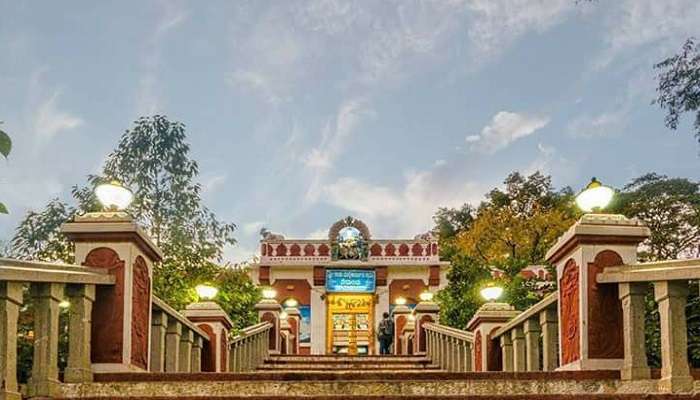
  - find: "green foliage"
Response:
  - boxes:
[436,254,490,328]
[654,38,700,146]
[10,199,75,263]
[217,266,262,332]
[1,122,11,214]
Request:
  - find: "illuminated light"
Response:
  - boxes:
[480,284,504,302]
[408,314,416,321]
[575,177,614,213]
[95,180,134,211]
[279,311,288,320]
[58,300,70,309]
[284,298,299,308]
[419,291,434,302]
[395,296,407,306]
[262,287,277,300]
[195,284,218,300]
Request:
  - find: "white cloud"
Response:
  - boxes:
[466,0,573,59]
[201,174,227,197]
[596,0,700,69]
[242,221,266,236]
[33,90,83,143]
[321,170,490,237]
[307,228,329,239]
[468,111,549,153]
[433,159,446,167]
[566,110,626,138]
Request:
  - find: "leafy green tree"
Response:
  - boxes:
[0,121,11,214]
[612,173,700,260]
[436,254,490,328]
[10,115,256,320]
[655,38,700,146]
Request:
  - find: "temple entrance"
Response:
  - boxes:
[325,293,374,355]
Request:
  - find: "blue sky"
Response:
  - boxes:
[1,0,699,263]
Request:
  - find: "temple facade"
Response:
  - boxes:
[250,216,449,355]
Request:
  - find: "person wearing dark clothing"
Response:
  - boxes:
[377,312,394,355]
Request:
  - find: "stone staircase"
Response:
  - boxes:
[59,355,700,399]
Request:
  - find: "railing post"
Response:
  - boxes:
[456,340,466,372]
[0,281,23,400]
[27,282,63,398]
[64,284,95,383]
[228,344,237,372]
[191,336,203,372]
[183,301,233,372]
[165,318,182,372]
[414,300,440,355]
[619,282,650,380]
[500,334,513,372]
[466,303,519,372]
[179,328,194,372]
[539,307,558,371]
[150,310,167,372]
[511,326,526,372]
[255,297,282,355]
[464,341,473,372]
[63,213,162,373]
[654,280,693,393]
[523,319,541,371]
[392,304,411,355]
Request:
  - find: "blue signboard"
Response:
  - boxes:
[326,269,376,293]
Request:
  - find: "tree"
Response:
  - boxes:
[0,121,11,214]
[457,172,578,266]
[612,173,700,260]
[10,115,258,323]
[433,204,475,259]
[655,38,700,146]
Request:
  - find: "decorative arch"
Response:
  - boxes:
[199,324,216,372]
[328,216,371,241]
[411,243,424,256]
[588,250,624,359]
[487,327,502,371]
[560,258,580,365]
[303,244,316,256]
[83,247,125,363]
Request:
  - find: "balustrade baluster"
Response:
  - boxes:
[0,281,23,400]
[165,319,182,372]
[64,284,95,383]
[500,334,513,372]
[619,282,650,380]
[27,282,63,398]
[654,281,693,393]
[150,311,167,372]
[179,328,194,372]
[539,308,558,371]
[523,319,540,371]
[191,336,203,372]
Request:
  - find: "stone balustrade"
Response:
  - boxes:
[228,321,273,372]
[598,258,700,393]
[150,296,210,373]
[491,292,559,372]
[423,322,474,372]
[0,258,115,400]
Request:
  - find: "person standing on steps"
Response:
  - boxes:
[377,311,394,355]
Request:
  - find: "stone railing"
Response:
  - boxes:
[228,321,273,372]
[0,258,115,399]
[150,296,210,373]
[598,258,700,393]
[491,292,559,372]
[423,322,474,372]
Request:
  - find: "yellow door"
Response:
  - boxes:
[326,293,374,355]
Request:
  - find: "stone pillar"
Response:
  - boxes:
[523,319,541,371]
[191,336,203,372]
[654,280,693,393]
[64,284,96,383]
[539,307,558,371]
[27,282,63,398]
[414,300,440,355]
[63,212,163,372]
[165,318,182,372]
[255,298,282,354]
[286,306,301,355]
[392,304,411,355]
[511,327,526,372]
[0,281,23,400]
[150,310,167,372]
[500,335,513,372]
[545,214,649,371]
[179,328,194,372]
[619,282,650,380]
[183,301,233,372]
[466,302,519,372]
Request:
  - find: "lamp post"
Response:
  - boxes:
[195,284,218,302]
[575,177,614,213]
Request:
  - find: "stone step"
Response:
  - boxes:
[257,364,441,371]
[267,355,430,363]
[63,396,700,400]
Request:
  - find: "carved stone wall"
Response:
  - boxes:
[560,259,580,365]
[587,250,624,359]
[131,256,151,370]
[83,247,125,364]
[474,330,483,372]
